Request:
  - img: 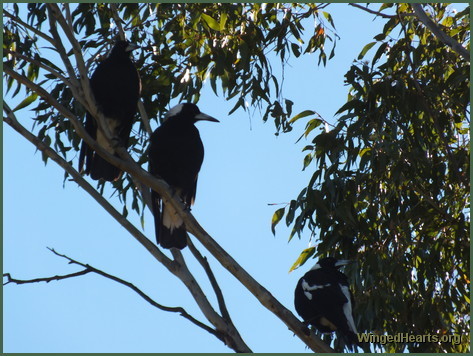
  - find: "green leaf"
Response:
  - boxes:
[271,207,285,235]
[289,247,316,272]
[13,93,38,111]
[358,41,376,60]
[291,42,301,57]
[288,110,315,124]
[322,11,336,30]
[201,13,220,32]
[219,12,228,32]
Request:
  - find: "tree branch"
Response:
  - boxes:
[187,239,233,323]
[3,248,223,342]
[3,104,251,353]
[412,4,470,62]
[170,249,251,352]
[348,3,395,19]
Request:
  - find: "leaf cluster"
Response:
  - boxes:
[273,3,470,352]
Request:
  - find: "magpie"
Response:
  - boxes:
[294,257,360,349]
[148,103,219,249]
[79,40,141,181]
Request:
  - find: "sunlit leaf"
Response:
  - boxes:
[13,93,38,111]
[271,207,285,235]
[289,247,316,272]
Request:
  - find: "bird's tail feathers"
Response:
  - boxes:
[159,224,188,249]
[90,154,121,181]
[156,198,187,249]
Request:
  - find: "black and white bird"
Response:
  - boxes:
[148,103,219,249]
[294,257,360,348]
[79,40,141,181]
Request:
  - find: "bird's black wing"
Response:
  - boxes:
[78,112,97,174]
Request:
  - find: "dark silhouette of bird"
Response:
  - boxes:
[148,103,219,249]
[294,257,360,349]
[79,40,141,181]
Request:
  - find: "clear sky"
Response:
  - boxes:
[4,3,458,353]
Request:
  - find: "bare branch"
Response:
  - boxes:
[47,248,224,340]
[412,4,470,62]
[3,270,92,285]
[3,248,222,341]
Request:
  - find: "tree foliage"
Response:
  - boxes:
[3,2,470,353]
[274,3,470,352]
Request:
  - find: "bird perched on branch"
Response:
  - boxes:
[148,103,219,249]
[294,257,360,349]
[79,40,141,181]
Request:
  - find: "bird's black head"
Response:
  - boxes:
[110,40,140,58]
[165,103,219,124]
[310,257,351,271]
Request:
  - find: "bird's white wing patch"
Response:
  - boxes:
[340,284,358,334]
[301,279,331,300]
[162,189,184,232]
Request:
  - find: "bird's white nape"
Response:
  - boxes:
[165,104,185,119]
[309,262,321,271]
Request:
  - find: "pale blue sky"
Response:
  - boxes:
[4,3,454,353]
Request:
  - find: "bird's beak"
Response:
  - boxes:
[335,260,352,267]
[126,43,140,52]
[195,112,219,123]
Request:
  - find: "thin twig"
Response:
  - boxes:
[3,9,56,45]
[4,49,71,86]
[348,3,395,19]
[3,270,92,285]
[187,239,233,323]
